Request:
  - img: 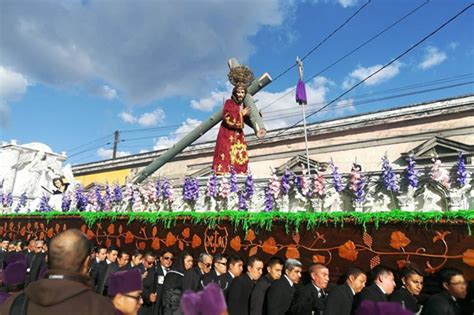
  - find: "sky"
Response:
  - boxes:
[1,0,473,165]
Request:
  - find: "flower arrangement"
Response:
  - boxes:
[245,174,254,199]
[381,156,399,193]
[280,169,292,195]
[457,152,469,187]
[349,164,366,202]
[230,167,238,193]
[206,173,218,198]
[218,177,230,199]
[330,160,344,192]
[313,173,325,197]
[430,158,450,189]
[15,192,27,213]
[39,194,51,212]
[183,177,199,203]
[406,154,419,189]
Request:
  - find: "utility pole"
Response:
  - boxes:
[112,130,119,159]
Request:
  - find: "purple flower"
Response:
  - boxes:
[245,174,254,199]
[112,183,123,204]
[75,184,87,211]
[330,161,344,192]
[183,177,199,202]
[95,185,104,210]
[61,194,71,212]
[230,167,238,193]
[355,176,367,202]
[264,187,273,212]
[206,173,218,198]
[0,192,4,207]
[6,192,13,208]
[457,152,468,187]
[406,155,419,189]
[281,169,292,195]
[155,179,161,200]
[381,156,399,192]
[15,192,27,212]
[39,195,51,212]
[162,178,173,201]
[238,192,247,211]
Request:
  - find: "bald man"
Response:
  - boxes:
[0,229,116,315]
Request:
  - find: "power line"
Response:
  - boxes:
[114,80,472,147]
[271,0,372,83]
[260,0,431,112]
[261,3,474,144]
[66,133,113,153]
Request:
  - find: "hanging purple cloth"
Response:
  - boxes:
[296,79,307,105]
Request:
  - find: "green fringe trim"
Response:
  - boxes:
[1,210,473,234]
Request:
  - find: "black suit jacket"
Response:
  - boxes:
[390,287,420,313]
[27,252,47,284]
[290,283,326,315]
[249,274,273,315]
[324,283,354,315]
[266,276,295,315]
[355,283,387,310]
[227,273,255,315]
[422,291,462,315]
[95,261,119,295]
[182,266,203,292]
[199,268,219,290]
[218,271,235,299]
[142,265,166,315]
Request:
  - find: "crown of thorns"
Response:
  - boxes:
[228,66,254,88]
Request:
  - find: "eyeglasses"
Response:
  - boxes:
[162,256,173,260]
[123,294,143,302]
[201,262,212,268]
[216,262,227,266]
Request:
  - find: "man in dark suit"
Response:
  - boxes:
[355,265,395,309]
[324,267,366,315]
[26,239,47,284]
[95,246,119,295]
[116,250,130,269]
[200,254,227,289]
[121,249,144,271]
[266,258,303,315]
[422,267,467,315]
[0,238,10,268]
[250,256,284,315]
[89,245,107,281]
[142,250,172,315]
[218,254,243,299]
[227,256,264,315]
[183,252,212,292]
[290,263,329,315]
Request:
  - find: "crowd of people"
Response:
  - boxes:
[0,230,473,315]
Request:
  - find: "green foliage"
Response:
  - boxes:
[2,210,473,234]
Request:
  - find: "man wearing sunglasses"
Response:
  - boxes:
[183,253,213,292]
[142,250,174,315]
[199,254,227,290]
[422,267,468,315]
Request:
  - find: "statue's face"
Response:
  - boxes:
[235,88,246,103]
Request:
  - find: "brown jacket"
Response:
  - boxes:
[0,269,116,315]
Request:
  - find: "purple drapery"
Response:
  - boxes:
[296,79,307,105]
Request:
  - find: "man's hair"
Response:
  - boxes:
[345,267,365,281]
[94,244,107,253]
[107,246,118,254]
[144,251,156,259]
[309,263,328,275]
[370,265,393,283]
[48,229,90,273]
[160,250,174,257]
[131,249,144,258]
[285,259,302,271]
[401,263,424,279]
[227,255,243,266]
[198,253,212,263]
[439,267,463,286]
[213,254,226,264]
[267,256,284,268]
[247,256,263,268]
[35,239,44,245]
[118,250,129,259]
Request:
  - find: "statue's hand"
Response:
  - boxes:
[241,107,249,116]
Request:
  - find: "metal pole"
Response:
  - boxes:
[301,104,311,175]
